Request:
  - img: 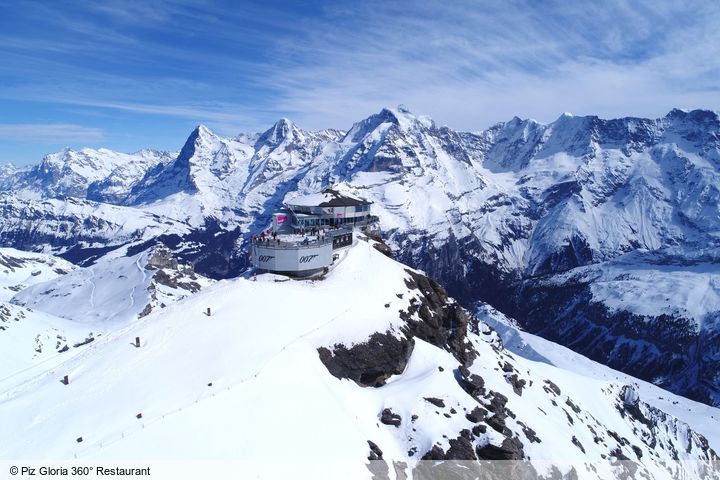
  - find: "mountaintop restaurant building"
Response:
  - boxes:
[275,188,374,231]
[251,188,377,276]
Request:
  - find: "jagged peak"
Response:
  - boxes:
[273,117,295,129]
[505,115,540,128]
[666,107,690,118]
[179,124,219,154]
[379,105,434,129]
[344,105,434,143]
[195,124,214,136]
[256,117,303,148]
[38,147,75,167]
[665,108,719,123]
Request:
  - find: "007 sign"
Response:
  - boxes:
[298,254,319,264]
[258,255,274,262]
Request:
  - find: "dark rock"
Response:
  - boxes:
[424,397,445,408]
[152,269,201,292]
[455,366,485,398]
[543,379,561,396]
[420,445,446,460]
[72,336,95,348]
[565,397,581,414]
[138,303,153,318]
[571,436,585,453]
[508,373,526,396]
[465,406,487,423]
[400,270,474,365]
[380,408,402,427]
[518,421,541,443]
[476,437,524,460]
[487,391,508,415]
[372,242,393,258]
[486,414,506,434]
[631,444,643,459]
[445,434,477,460]
[146,248,178,270]
[318,331,414,387]
[367,440,383,460]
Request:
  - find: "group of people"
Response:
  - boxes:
[251,227,327,246]
[252,229,279,245]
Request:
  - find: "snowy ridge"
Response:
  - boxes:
[0,239,717,479]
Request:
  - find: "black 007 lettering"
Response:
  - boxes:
[298,255,318,264]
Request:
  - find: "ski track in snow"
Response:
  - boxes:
[88,268,96,309]
[129,255,147,309]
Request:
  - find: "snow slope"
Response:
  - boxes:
[1,239,717,479]
[479,304,720,449]
[1,247,212,392]
[0,250,93,385]
[0,248,76,301]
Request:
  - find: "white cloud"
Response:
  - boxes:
[0,124,105,143]
[256,0,720,130]
[1,0,717,136]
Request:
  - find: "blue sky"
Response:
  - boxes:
[1,0,718,165]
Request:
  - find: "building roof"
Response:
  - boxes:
[286,188,371,208]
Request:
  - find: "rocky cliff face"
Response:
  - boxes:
[311,241,719,478]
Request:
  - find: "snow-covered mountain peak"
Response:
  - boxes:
[184,124,220,152]
[663,108,720,124]
[195,123,213,136]
[383,105,435,131]
[255,117,304,149]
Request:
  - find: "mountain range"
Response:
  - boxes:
[1,105,719,476]
[0,106,718,406]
